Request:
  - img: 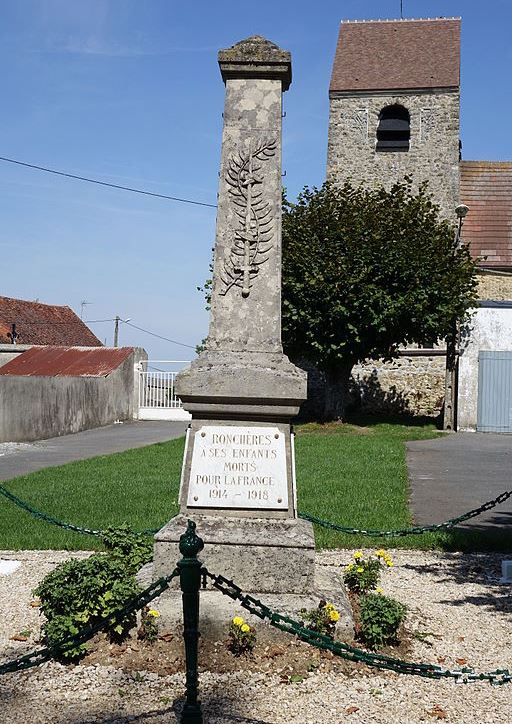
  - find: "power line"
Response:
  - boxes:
[2,317,196,349]
[0,155,217,209]
[122,320,196,350]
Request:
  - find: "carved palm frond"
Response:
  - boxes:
[220,137,276,296]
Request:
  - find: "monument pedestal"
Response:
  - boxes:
[154,514,315,594]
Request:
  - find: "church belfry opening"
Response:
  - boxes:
[376,105,410,152]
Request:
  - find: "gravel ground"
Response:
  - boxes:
[1,549,511,723]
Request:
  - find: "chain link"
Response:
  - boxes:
[299,489,512,537]
[2,483,511,541]
[205,569,511,686]
[0,484,104,537]
[0,569,179,676]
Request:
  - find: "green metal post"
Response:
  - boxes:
[177,520,204,724]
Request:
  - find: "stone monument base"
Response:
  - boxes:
[153,514,315,594]
[138,558,354,644]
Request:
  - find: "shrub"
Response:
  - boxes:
[299,600,340,638]
[359,592,406,649]
[228,616,256,655]
[343,549,393,594]
[34,525,153,660]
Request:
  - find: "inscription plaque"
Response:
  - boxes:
[186,425,288,509]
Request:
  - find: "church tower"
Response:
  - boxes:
[327,18,461,219]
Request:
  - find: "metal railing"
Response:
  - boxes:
[137,360,192,419]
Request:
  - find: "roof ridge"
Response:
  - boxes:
[0,294,70,309]
[341,17,461,24]
[461,160,512,164]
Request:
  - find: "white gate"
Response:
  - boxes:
[137,361,191,421]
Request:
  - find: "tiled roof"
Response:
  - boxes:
[460,161,512,269]
[0,346,133,377]
[0,296,102,346]
[330,18,461,93]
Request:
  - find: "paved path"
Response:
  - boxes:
[407,432,512,532]
[0,421,188,482]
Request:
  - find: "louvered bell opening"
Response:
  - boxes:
[376,110,410,152]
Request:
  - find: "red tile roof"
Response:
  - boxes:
[0,346,133,377]
[330,18,461,93]
[460,161,512,269]
[0,296,102,346]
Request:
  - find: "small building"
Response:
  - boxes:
[0,295,102,370]
[0,345,147,442]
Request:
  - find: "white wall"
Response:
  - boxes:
[458,305,512,431]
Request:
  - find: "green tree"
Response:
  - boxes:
[281,180,478,421]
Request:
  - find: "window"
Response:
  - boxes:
[376,105,410,152]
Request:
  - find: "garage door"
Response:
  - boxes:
[477,351,512,432]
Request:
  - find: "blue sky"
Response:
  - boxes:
[1,1,511,358]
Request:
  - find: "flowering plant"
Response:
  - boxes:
[228,616,256,655]
[138,606,160,643]
[343,550,394,594]
[299,600,340,638]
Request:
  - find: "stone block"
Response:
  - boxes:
[153,513,315,594]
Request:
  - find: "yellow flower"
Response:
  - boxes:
[376,587,384,595]
[329,610,340,622]
[232,616,244,627]
[353,551,363,560]
[240,623,250,633]
[148,609,160,618]
[345,563,355,571]
[386,560,394,567]
[324,602,335,611]
[375,549,386,558]
[356,567,364,573]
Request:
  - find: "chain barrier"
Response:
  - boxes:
[205,569,511,686]
[0,568,179,676]
[299,489,512,537]
[2,482,511,541]
[0,484,104,537]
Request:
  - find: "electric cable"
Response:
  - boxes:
[0,155,217,209]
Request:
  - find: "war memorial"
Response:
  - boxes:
[152,35,350,630]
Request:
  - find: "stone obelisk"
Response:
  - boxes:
[154,36,315,593]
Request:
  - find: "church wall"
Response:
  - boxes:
[327,90,460,220]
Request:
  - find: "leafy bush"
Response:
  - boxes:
[299,600,340,638]
[34,525,152,660]
[359,592,406,649]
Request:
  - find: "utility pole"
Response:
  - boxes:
[114,316,120,347]
[443,204,470,431]
[400,0,404,19]
[113,316,131,347]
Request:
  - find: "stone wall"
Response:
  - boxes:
[351,355,446,418]
[327,90,460,219]
[477,272,512,301]
[293,355,445,421]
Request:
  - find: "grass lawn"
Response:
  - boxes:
[0,420,508,551]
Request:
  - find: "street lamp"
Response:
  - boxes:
[113,316,131,347]
[455,204,470,245]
